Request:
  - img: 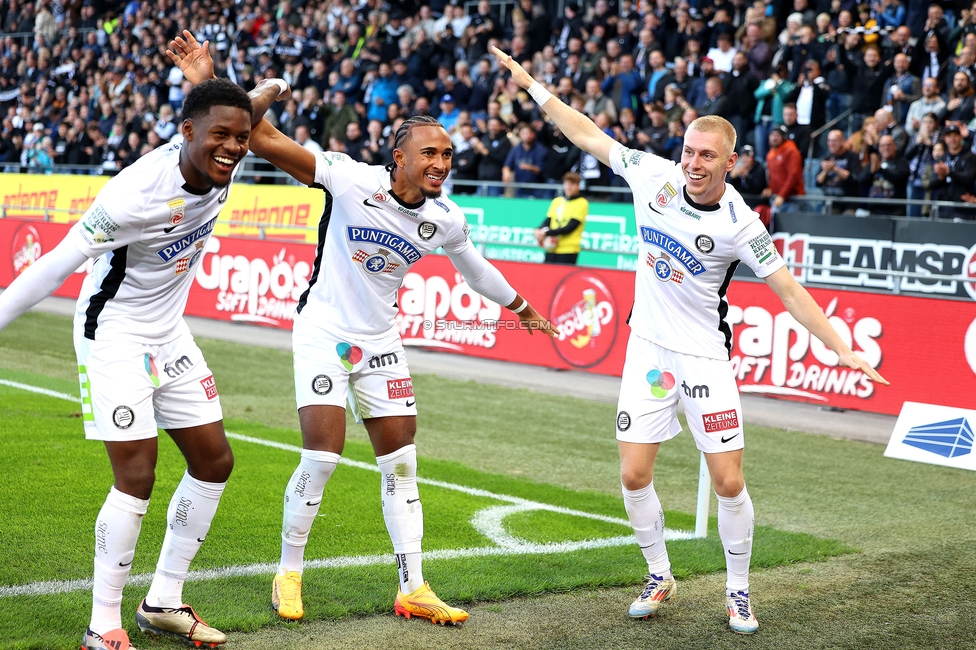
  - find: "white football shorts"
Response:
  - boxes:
[292,315,417,422]
[75,325,222,441]
[615,333,744,454]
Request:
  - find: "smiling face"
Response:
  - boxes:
[681,126,736,205]
[181,105,251,189]
[394,124,453,200]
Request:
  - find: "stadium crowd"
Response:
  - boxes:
[2,0,976,218]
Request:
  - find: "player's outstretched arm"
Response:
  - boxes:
[491,46,615,167]
[447,246,558,338]
[764,267,889,385]
[0,239,89,332]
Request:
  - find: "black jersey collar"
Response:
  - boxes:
[682,187,721,212]
[388,185,426,210]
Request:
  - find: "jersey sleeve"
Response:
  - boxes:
[67,183,151,258]
[608,142,674,186]
[733,218,786,278]
[440,202,472,256]
[312,151,367,194]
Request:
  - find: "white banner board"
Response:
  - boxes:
[885,401,976,471]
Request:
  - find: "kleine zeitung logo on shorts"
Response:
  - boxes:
[549,271,617,368]
[11,223,42,277]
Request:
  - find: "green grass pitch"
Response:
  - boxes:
[0,313,849,649]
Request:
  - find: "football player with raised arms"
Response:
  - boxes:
[167,34,557,625]
[0,74,289,649]
[491,45,889,634]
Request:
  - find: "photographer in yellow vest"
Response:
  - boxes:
[534,171,589,265]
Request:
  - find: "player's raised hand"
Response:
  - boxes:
[166,30,216,84]
[838,351,889,386]
[490,45,534,90]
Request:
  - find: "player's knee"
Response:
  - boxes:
[620,465,653,491]
[190,445,234,483]
[712,475,745,498]
[115,466,156,499]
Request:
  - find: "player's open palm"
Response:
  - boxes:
[838,351,889,385]
[490,46,534,90]
[166,30,215,84]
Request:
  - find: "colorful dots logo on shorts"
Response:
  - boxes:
[646,368,675,398]
[336,342,363,370]
[144,354,160,387]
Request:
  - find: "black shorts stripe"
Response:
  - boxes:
[84,246,129,340]
[297,183,333,314]
[717,260,739,358]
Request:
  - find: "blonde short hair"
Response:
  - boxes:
[687,116,737,157]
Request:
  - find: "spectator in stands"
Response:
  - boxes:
[823,32,859,125]
[786,24,825,83]
[366,62,399,124]
[763,125,806,212]
[639,101,670,157]
[727,144,768,210]
[472,116,510,196]
[844,44,893,133]
[601,53,643,115]
[541,122,580,191]
[781,103,811,161]
[451,121,481,195]
[322,89,358,145]
[816,129,863,208]
[906,112,942,217]
[942,71,976,126]
[860,134,910,214]
[696,76,731,119]
[437,94,460,132]
[724,51,759,145]
[786,59,829,134]
[294,124,323,155]
[930,124,976,219]
[879,52,921,127]
[583,77,618,123]
[503,122,546,198]
[906,77,947,139]
[873,108,908,155]
[754,65,793,163]
[741,23,772,80]
[706,31,737,73]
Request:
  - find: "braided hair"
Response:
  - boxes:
[384,114,444,179]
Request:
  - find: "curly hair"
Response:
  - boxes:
[384,114,445,177]
[181,78,253,122]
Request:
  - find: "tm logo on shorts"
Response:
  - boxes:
[113,406,135,429]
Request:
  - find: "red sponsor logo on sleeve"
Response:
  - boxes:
[387,378,414,399]
[702,409,739,432]
[201,375,218,400]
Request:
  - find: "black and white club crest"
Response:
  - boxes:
[695,234,715,254]
[418,222,437,240]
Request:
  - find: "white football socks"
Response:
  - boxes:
[376,444,425,593]
[717,485,754,593]
[279,449,340,574]
[145,472,225,609]
[622,482,672,579]
[91,487,149,635]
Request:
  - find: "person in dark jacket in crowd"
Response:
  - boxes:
[859,134,910,215]
[816,129,863,211]
[930,124,976,220]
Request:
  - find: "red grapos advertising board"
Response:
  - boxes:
[4,218,976,417]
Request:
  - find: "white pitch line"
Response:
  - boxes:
[0,380,699,600]
[0,379,78,403]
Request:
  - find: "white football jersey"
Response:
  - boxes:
[609,143,785,360]
[299,152,471,337]
[70,142,235,343]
